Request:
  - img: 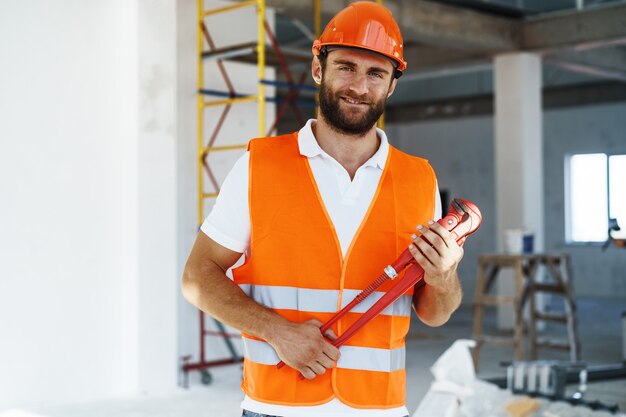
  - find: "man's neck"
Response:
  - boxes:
[312,117,381,180]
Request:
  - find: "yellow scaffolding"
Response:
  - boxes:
[186,0,269,386]
[196,0,266,225]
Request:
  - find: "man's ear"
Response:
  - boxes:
[311,57,322,85]
[387,78,398,98]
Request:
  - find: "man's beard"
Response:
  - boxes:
[318,81,386,137]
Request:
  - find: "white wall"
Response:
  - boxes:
[0,0,178,408]
[137,0,179,394]
[388,100,626,301]
[543,103,626,297]
[387,117,495,303]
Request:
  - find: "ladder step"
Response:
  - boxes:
[478,295,515,306]
[533,284,567,293]
[476,335,517,347]
[534,312,568,323]
[536,338,571,350]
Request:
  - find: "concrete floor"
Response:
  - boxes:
[19,297,626,417]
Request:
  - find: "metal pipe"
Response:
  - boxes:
[259,79,318,92]
[257,0,266,137]
[485,363,626,388]
[203,96,258,107]
[198,88,249,98]
[314,0,321,38]
[202,47,256,62]
[199,89,316,107]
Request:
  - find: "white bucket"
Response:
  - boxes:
[504,229,534,254]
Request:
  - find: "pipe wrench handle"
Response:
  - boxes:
[332,263,425,349]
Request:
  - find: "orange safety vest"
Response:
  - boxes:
[233,131,436,409]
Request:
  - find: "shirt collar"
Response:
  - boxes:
[297,119,389,170]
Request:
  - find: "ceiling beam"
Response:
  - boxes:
[523,2,626,53]
[263,0,626,56]
[385,81,626,123]
[390,0,521,53]
[260,0,626,85]
[552,47,626,72]
[544,48,626,82]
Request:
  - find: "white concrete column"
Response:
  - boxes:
[494,53,544,329]
[137,0,179,393]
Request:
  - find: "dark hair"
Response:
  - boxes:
[318,47,328,72]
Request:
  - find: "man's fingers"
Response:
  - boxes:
[323,328,337,341]
[300,367,316,380]
[309,362,327,376]
[413,233,440,264]
[306,318,324,327]
[415,225,447,256]
[317,354,335,370]
[416,235,440,258]
[428,221,458,247]
[323,339,341,360]
[408,242,435,274]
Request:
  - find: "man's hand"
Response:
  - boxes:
[268,319,340,380]
[408,220,464,290]
[408,220,464,327]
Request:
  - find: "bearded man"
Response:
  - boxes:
[182,2,464,416]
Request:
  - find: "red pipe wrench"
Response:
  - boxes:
[276,198,482,375]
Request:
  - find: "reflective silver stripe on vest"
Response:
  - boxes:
[341,290,412,317]
[238,284,339,312]
[242,337,406,372]
[238,284,412,317]
[338,345,406,372]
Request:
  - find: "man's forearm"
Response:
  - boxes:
[182,256,342,379]
[182,260,287,342]
[413,271,462,327]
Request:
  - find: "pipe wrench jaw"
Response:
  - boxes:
[445,198,482,244]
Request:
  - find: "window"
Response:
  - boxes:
[565,153,626,243]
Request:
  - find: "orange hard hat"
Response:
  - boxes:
[312,1,407,77]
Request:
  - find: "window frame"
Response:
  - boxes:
[565,152,626,245]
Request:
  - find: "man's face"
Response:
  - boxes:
[316,48,397,137]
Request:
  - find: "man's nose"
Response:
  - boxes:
[348,73,368,96]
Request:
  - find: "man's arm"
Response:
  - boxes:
[409,221,464,327]
[182,232,340,379]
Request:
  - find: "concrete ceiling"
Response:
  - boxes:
[247,0,626,125]
[270,0,626,79]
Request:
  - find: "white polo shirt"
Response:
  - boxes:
[201,119,441,417]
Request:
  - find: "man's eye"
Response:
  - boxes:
[370,72,383,78]
[339,66,352,72]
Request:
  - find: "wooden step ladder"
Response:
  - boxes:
[527,254,581,361]
[472,253,581,369]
